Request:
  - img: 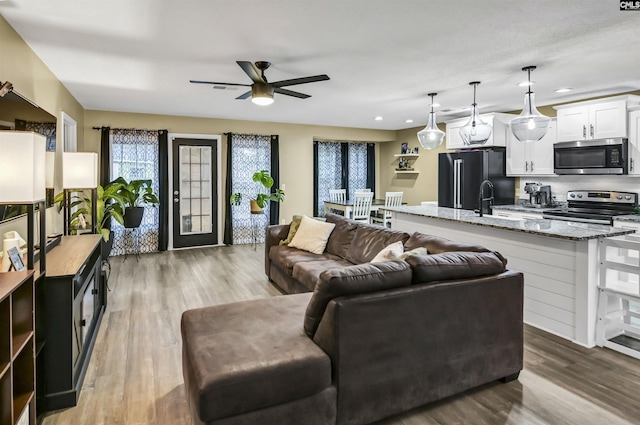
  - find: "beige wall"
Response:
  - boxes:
[0,15,85,234]
[83,110,396,221]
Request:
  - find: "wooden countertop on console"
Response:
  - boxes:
[45,235,101,278]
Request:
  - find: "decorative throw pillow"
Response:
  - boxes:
[399,246,428,260]
[279,215,303,245]
[370,241,404,263]
[288,215,336,254]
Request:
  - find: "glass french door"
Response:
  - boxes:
[172,138,218,248]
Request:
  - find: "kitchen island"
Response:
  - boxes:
[386,205,635,347]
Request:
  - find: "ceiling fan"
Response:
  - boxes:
[190,61,330,105]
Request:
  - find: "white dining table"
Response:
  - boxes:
[323,199,387,218]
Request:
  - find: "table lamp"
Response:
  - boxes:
[62,152,98,235]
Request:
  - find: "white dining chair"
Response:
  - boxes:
[372,192,403,228]
[328,189,346,215]
[352,192,374,223]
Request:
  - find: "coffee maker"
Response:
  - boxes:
[523,182,552,208]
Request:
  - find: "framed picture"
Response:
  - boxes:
[7,246,26,271]
[413,147,419,154]
[401,143,409,154]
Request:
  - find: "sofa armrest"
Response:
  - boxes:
[313,270,524,425]
[265,224,290,277]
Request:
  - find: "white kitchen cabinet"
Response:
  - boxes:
[506,120,556,176]
[628,107,640,176]
[445,112,514,150]
[555,95,640,142]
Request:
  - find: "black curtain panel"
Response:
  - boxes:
[341,142,349,194]
[367,143,376,194]
[313,141,319,217]
[270,135,280,225]
[99,127,111,186]
[223,133,234,245]
[158,130,169,251]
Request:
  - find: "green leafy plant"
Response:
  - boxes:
[111,177,160,208]
[54,180,126,241]
[230,170,285,209]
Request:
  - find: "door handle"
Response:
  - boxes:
[583,125,587,139]
[590,124,594,138]
[631,158,634,172]
[531,161,534,172]
[525,161,529,173]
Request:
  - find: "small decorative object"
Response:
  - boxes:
[78,213,87,229]
[413,147,419,154]
[459,82,493,145]
[6,246,26,271]
[417,93,446,149]
[400,143,409,154]
[398,159,406,169]
[509,65,551,142]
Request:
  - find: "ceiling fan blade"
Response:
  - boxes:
[274,87,311,99]
[236,61,265,84]
[272,74,330,88]
[190,80,251,87]
[236,90,253,100]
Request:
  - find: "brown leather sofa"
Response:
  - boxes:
[181,213,524,425]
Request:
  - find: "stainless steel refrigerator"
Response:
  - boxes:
[438,149,514,212]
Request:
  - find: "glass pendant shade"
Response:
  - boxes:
[417,93,445,149]
[509,65,550,142]
[459,82,492,145]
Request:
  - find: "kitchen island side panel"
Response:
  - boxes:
[392,212,599,347]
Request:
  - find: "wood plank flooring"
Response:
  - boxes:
[41,244,640,425]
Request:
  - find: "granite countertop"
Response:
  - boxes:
[492,202,566,213]
[385,205,635,241]
[614,214,640,223]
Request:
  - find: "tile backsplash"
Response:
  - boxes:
[518,175,640,202]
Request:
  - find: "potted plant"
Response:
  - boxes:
[111,177,160,228]
[230,170,284,213]
[54,179,126,259]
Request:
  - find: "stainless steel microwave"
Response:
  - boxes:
[554,138,628,175]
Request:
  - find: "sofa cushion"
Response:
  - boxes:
[404,232,491,254]
[269,245,343,277]
[181,293,332,423]
[405,251,507,285]
[345,225,410,264]
[325,213,359,259]
[292,258,355,291]
[289,215,336,254]
[279,215,303,245]
[370,241,404,263]
[303,260,412,337]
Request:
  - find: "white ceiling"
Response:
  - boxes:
[1,0,639,130]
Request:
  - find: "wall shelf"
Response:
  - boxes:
[393,153,420,158]
[394,170,420,174]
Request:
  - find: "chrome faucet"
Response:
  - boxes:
[478,180,494,217]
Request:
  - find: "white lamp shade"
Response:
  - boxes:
[63,152,98,189]
[45,151,56,188]
[0,131,46,202]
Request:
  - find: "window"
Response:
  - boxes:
[314,141,375,217]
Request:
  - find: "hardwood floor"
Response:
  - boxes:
[42,245,640,425]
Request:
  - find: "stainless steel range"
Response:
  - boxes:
[543,190,638,225]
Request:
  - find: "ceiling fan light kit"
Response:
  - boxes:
[509,65,551,142]
[190,60,329,105]
[251,83,274,106]
[459,81,492,146]
[416,92,445,150]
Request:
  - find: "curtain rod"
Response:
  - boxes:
[92,126,165,132]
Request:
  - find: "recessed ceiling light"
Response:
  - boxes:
[518,80,535,87]
[555,88,573,93]
[374,116,383,121]
[405,119,414,123]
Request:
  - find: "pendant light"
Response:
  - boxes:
[459,81,492,145]
[416,93,445,150]
[509,66,551,142]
